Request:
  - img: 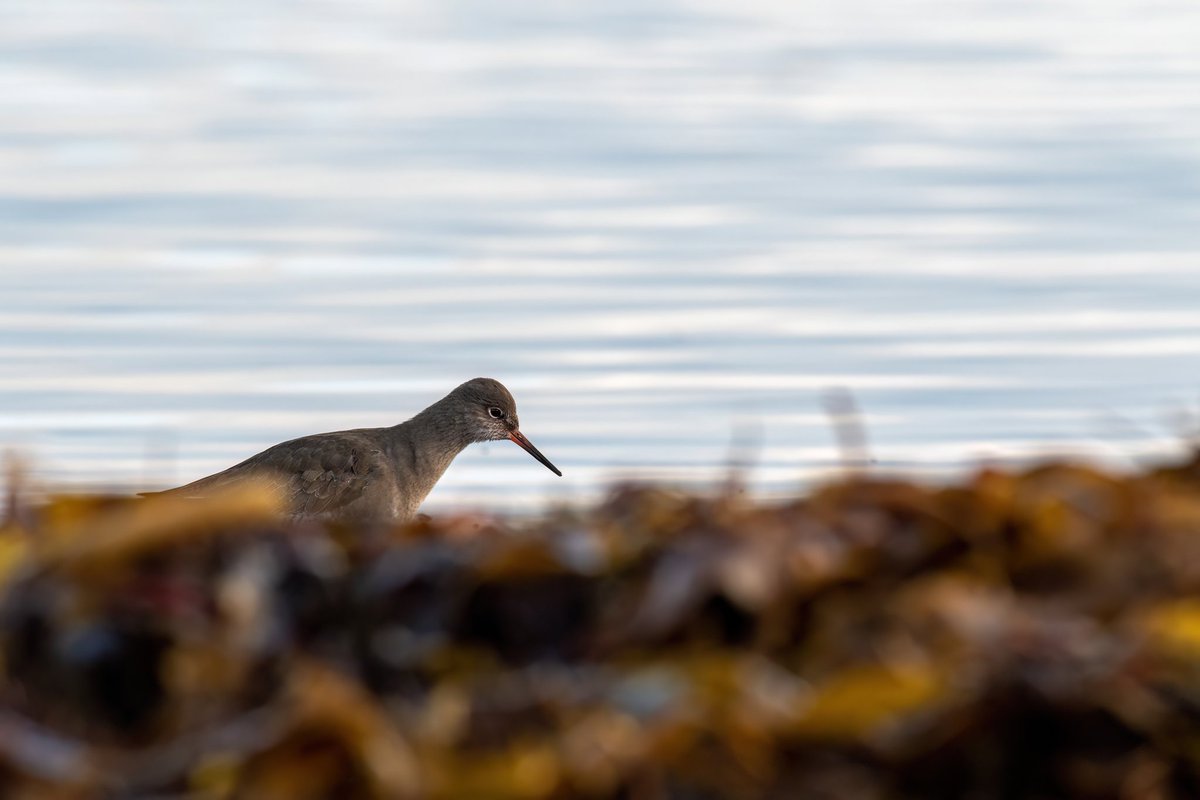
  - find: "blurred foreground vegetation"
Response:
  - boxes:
[4,457,1200,798]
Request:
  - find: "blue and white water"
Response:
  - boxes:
[2,0,1199,512]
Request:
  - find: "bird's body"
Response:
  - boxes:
[144,378,560,522]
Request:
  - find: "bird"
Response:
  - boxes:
[141,377,561,522]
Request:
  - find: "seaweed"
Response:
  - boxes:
[2,460,1200,798]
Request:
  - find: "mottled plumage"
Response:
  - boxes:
[143,378,560,521]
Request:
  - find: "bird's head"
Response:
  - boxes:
[451,377,562,476]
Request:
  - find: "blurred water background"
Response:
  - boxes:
[1,0,1199,513]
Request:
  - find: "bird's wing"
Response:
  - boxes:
[143,432,387,517]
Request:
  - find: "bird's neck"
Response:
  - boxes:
[385,402,476,511]
[411,400,478,453]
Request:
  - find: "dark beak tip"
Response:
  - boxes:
[508,431,562,477]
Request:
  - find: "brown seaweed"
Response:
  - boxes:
[2,460,1200,798]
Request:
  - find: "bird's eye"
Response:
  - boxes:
[488,407,504,419]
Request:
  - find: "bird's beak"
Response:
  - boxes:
[508,430,562,476]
